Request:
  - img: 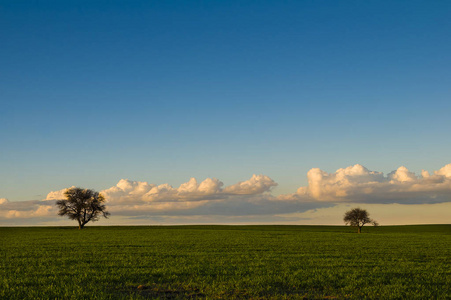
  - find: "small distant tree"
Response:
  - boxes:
[343,208,378,233]
[56,187,110,230]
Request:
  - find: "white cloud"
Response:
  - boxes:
[278,163,451,204]
[45,186,76,200]
[101,174,274,204]
[388,166,417,182]
[0,198,9,205]
[435,164,451,177]
[223,174,277,195]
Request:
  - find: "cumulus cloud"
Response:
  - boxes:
[101,174,276,204]
[279,163,451,204]
[45,186,76,200]
[388,166,417,182]
[0,198,9,205]
[223,174,277,195]
[435,164,451,177]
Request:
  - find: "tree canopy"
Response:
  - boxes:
[343,208,378,233]
[56,187,110,229]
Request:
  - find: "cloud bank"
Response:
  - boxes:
[101,174,277,205]
[280,163,451,204]
[0,199,58,221]
[1,164,451,225]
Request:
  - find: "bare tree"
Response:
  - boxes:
[343,208,378,233]
[56,187,110,229]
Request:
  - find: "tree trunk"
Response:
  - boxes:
[78,219,84,230]
[357,226,361,233]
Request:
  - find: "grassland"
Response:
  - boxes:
[1,225,450,299]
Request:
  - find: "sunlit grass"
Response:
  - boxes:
[1,225,450,299]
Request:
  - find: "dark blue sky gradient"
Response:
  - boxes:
[1,1,450,200]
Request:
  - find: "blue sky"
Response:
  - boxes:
[1,1,451,225]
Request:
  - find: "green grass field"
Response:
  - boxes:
[1,225,450,299]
